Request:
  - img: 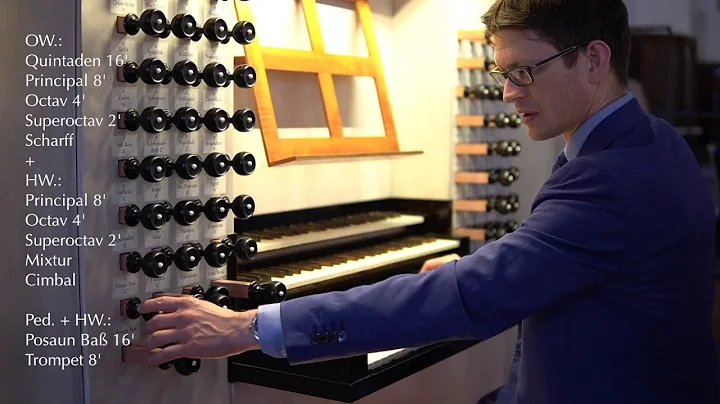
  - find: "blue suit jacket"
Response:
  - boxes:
[276,99,720,403]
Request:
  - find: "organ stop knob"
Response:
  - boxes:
[120,251,142,273]
[232,21,255,44]
[232,194,255,219]
[232,109,255,132]
[141,248,172,278]
[204,238,234,267]
[232,152,255,175]
[174,154,203,180]
[203,108,231,132]
[120,202,172,230]
[173,199,203,225]
[171,13,201,40]
[174,243,204,272]
[203,196,231,222]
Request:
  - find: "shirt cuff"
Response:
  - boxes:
[256,303,287,358]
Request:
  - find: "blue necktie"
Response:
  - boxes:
[552,150,568,173]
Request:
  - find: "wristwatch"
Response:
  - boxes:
[249,314,260,341]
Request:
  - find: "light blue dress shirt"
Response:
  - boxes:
[255,92,635,359]
[563,92,633,161]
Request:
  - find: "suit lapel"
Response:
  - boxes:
[576,98,646,157]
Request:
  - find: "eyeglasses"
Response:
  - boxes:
[488,41,590,87]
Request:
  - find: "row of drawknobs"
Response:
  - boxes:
[118,152,254,182]
[117,9,255,45]
[461,85,504,100]
[486,140,521,157]
[118,107,254,133]
[118,59,255,89]
[120,235,257,276]
[120,275,285,376]
[118,194,255,230]
[486,194,520,214]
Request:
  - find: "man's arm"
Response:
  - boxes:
[266,164,627,365]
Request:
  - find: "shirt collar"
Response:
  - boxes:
[564,92,634,161]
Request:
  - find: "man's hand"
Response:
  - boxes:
[138,295,259,365]
[420,253,460,273]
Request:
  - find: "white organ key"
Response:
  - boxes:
[268,238,460,290]
[255,214,425,253]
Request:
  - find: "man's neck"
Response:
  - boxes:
[563,85,628,141]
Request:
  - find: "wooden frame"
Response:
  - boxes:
[234,0,419,166]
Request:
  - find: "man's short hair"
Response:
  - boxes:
[481,0,631,86]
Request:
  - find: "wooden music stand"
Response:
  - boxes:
[234,0,421,166]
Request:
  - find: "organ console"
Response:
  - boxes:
[223,198,478,401]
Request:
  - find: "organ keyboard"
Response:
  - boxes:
[226,199,478,402]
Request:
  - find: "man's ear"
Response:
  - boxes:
[584,40,612,84]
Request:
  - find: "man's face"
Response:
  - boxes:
[492,29,591,141]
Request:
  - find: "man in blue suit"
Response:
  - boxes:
[138,0,720,402]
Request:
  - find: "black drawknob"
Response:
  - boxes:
[120,62,140,83]
[231,194,255,219]
[203,17,229,43]
[204,285,229,298]
[491,86,503,100]
[121,205,141,226]
[203,152,232,177]
[204,238,233,267]
[183,284,205,295]
[232,152,255,175]
[120,109,141,130]
[488,169,500,184]
[232,21,255,44]
[506,220,520,233]
[174,107,202,132]
[202,62,230,87]
[234,236,258,260]
[118,158,140,179]
[232,109,255,132]
[233,64,256,88]
[171,13,199,39]
[508,113,522,128]
[173,358,201,376]
[141,249,172,278]
[123,252,142,274]
[124,297,142,319]
[498,169,516,186]
[174,154,204,180]
[208,293,232,309]
[121,13,141,35]
[203,108,231,132]
[478,85,490,99]
[173,199,203,226]
[172,61,200,86]
[174,244,203,272]
[140,202,171,230]
[203,196,231,222]
[507,193,520,212]
[139,9,168,37]
[138,58,168,85]
[248,281,287,304]
[140,107,170,133]
[139,156,169,182]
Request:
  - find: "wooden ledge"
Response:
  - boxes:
[268,150,423,166]
[454,227,485,241]
[457,29,489,43]
[454,199,488,212]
